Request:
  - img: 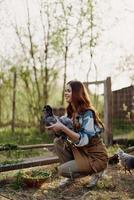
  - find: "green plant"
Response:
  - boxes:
[22,169,50,188]
[10,171,25,190]
[23,170,50,179]
[0,159,24,166]
[2,144,18,150]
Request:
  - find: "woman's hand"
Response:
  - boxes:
[46,118,80,142]
[45,119,64,132]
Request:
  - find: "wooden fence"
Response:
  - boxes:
[0,142,133,173]
[112,85,134,124]
[0,144,59,172]
[84,77,113,145]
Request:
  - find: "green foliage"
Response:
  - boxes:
[112,118,134,137]
[23,169,50,179]
[50,29,65,54]
[90,94,104,119]
[0,0,100,126]
[9,66,17,73]
[0,127,53,145]
[19,68,31,80]
[10,169,51,189]
[113,118,134,129]
[10,171,25,190]
[0,147,52,163]
[0,159,24,166]
[0,127,54,163]
[107,144,119,156]
[1,143,18,150]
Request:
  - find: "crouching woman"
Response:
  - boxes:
[47,80,108,187]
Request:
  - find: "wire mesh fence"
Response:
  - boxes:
[112,85,134,137]
[87,83,134,141]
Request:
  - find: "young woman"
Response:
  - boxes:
[47,80,108,187]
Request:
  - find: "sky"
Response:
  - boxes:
[0,0,134,92]
[94,0,134,91]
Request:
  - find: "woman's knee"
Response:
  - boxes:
[58,160,79,178]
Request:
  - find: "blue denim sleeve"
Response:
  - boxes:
[74,110,101,147]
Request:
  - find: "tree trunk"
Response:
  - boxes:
[61,45,68,105]
[26,0,41,108]
[12,71,17,134]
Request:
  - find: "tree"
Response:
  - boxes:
[117,54,134,84]
[0,0,100,127]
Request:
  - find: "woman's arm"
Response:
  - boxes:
[74,110,100,147]
[46,120,80,142]
[61,123,80,142]
[46,110,101,146]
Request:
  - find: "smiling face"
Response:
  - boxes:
[64,84,72,103]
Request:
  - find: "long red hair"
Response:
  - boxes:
[66,80,104,129]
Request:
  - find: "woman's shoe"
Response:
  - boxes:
[86,171,104,188]
[59,178,73,188]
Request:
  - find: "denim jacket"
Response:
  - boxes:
[74,110,103,147]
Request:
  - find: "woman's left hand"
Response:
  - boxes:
[45,119,64,132]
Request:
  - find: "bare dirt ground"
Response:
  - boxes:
[0,163,134,200]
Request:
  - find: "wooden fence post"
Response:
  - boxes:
[104,77,113,145]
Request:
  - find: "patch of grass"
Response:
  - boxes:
[0,127,54,162]
[0,148,53,163]
[23,170,50,179]
[10,171,25,190]
[107,144,120,156]
[0,159,24,166]
[113,128,134,138]
[0,127,53,145]
[112,119,134,138]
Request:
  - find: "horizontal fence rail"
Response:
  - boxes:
[0,156,59,172]
[0,143,60,172]
[0,143,133,172]
[0,143,54,151]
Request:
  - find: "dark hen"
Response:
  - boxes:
[42,105,73,139]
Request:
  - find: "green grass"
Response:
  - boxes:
[112,118,134,132]
[0,126,133,163]
[112,118,134,139]
[113,128,134,138]
[0,148,53,163]
[0,127,53,145]
[107,144,120,156]
[0,127,54,162]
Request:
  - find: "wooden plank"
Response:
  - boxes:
[0,156,59,172]
[83,80,105,85]
[104,77,113,145]
[18,143,54,150]
[0,143,54,151]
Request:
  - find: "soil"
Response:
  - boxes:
[0,163,134,200]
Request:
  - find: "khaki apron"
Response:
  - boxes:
[71,137,108,174]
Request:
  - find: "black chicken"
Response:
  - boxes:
[42,105,73,139]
